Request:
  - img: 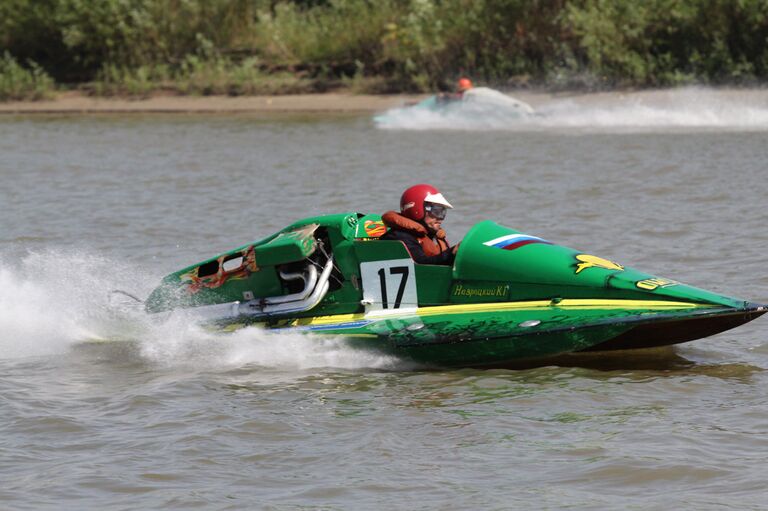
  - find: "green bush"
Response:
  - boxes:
[252,1,398,69]
[564,0,768,87]
[0,52,55,100]
[90,55,315,97]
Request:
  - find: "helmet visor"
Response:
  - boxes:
[424,203,448,220]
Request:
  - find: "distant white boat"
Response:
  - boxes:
[461,87,536,115]
[374,86,535,127]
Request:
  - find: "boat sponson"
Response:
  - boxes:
[581,303,767,351]
[273,300,764,367]
[383,305,765,367]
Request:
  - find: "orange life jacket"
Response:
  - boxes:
[381,211,450,257]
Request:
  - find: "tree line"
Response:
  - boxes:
[2,0,768,100]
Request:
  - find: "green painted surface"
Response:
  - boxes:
[253,224,317,267]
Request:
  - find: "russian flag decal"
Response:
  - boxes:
[483,233,551,251]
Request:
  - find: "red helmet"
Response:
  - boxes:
[400,184,453,221]
[457,77,473,92]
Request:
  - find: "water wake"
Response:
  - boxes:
[0,250,403,370]
[376,87,768,132]
[0,250,136,358]
[138,321,402,371]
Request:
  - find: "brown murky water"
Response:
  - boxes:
[2,90,768,509]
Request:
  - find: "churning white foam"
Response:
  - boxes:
[138,320,403,371]
[375,87,768,132]
[0,249,404,370]
[0,250,131,357]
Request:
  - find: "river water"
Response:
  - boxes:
[2,88,768,509]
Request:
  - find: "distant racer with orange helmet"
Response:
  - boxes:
[457,77,473,94]
[381,184,460,265]
[437,77,474,104]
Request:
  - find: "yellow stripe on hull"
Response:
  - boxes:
[287,298,709,328]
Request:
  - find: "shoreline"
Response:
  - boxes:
[0,89,589,114]
[2,87,767,115]
[0,91,429,114]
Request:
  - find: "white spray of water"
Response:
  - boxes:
[376,87,768,132]
[138,320,403,371]
[0,250,405,370]
[0,250,125,357]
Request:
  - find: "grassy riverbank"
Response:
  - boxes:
[3,0,768,101]
[0,90,425,113]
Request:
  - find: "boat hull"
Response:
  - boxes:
[217,299,766,368]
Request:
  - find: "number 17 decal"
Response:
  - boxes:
[361,259,417,311]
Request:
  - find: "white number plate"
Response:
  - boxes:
[360,259,417,312]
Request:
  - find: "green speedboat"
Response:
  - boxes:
[145,213,765,367]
